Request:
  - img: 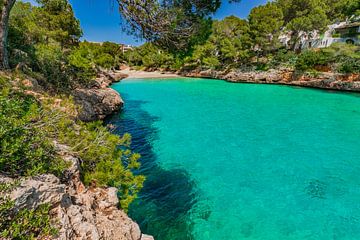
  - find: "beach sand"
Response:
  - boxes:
[119,68,180,79]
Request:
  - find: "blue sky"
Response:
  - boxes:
[22,0,268,46]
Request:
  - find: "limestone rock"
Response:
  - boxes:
[10,174,65,211]
[72,69,128,122]
[181,68,360,92]
[73,88,124,121]
[141,234,155,240]
[1,144,153,240]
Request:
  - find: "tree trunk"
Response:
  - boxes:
[0,0,16,70]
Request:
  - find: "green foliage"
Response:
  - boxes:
[0,201,56,240]
[323,43,360,73]
[15,95,145,211]
[187,42,220,69]
[328,0,360,20]
[295,43,360,72]
[0,182,56,240]
[183,16,252,69]
[295,50,330,71]
[0,73,144,210]
[34,0,82,47]
[8,1,127,91]
[126,43,175,70]
[34,43,73,90]
[271,49,298,67]
[337,57,360,73]
[117,0,241,52]
[8,0,82,90]
[249,2,284,54]
[277,0,330,49]
[322,42,360,59]
[54,119,145,211]
[0,78,67,177]
[213,16,252,65]
[67,43,97,84]
[9,0,82,63]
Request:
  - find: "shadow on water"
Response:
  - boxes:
[105,95,198,240]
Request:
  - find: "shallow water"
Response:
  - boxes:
[108,78,360,240]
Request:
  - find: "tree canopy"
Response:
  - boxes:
[117,0,241,51]
[249,2,284,54]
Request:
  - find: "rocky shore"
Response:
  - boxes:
[179,68,360,92]
[1,70,154,240]
[73,69,129,122]
[1,143,152,240]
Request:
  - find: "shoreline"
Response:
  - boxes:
[116,68,360,93]
[3,69,154,240]
[119,69,181,79]
[180,69,360,93]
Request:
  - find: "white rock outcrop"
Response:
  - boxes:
[1,143,153,240]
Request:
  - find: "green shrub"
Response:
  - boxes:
[34,43,72,90]
[67,45,97,84]
[323,42,359,59]
[255,62,270,71]
[0,82,67,177]
[203,57,220,69]
[271,49,298,67]
[295,50,331,71]
[0,183,57,240]
[337,57,360,73]
[322,43,360,73]
[55,119,145,211]
[95,53,116,69]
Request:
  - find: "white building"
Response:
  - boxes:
[279,21,360,50]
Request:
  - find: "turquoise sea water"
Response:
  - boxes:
[108,78,360,240]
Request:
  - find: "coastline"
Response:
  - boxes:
[119,68,360,93]
[0,70,154,240]
[59,67,358,239]
[119,68,181,79]
[180,69,360,92]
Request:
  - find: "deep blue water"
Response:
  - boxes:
[107,78,360,240]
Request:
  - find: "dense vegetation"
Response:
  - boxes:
[8,1,127,91]
[0,182,56,240]
[1,0,245,238]
[0,1,142,238]
[0,0,359,238]
[126,0,360,74]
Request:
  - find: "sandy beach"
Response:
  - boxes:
[119,68,180,79]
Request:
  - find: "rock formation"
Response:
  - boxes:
[73,70,128,121]
[73,88,124,121]
[1,143,153,240]
[180,69,360,92]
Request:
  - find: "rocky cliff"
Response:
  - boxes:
[0,143,153,240]
[0,71,153,240]
[73,70,128,122]
[180,68,360,92]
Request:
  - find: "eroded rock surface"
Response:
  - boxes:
[1,143,153,240]
[180,69,360,92]
[73,70,128,122]
[73,88,124,121]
